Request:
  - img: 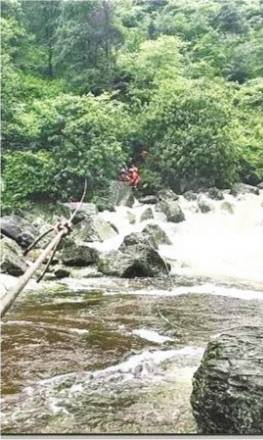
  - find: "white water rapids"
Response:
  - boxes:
[91,189,263,287]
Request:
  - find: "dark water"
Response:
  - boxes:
[1,276,263,434]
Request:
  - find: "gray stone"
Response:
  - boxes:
[221,201,235,214]
[140,207,154,222]
[257,182,263,189]
[207,187,224,200]
[191,326,263,434]
[157,200,185,223]
[127,211,136,224]
[109,181,135,207]
[60,242,99,266]
[183,191,198,201]
[157,189,179,201]
[197,196,213,213]
[1,215,39,248]
[75,215,118,242]
[98,245,169,278]
[138,195,158,204]
[54,265,71,279]
[0,237,27,276]
[231,183,260,196]
[119,232,157,250]
[142,223,172,246]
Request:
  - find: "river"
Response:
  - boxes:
[1,189,263,434]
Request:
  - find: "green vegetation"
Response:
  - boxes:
[2,0,263,211]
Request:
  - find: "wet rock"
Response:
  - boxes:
[197,196,213,213]
[207,187,224,200]
[119,232,157,250]
[54,265,71,279]
[109,181,135,208]
[1,215,39,248]
[60,242,99,266]
[231,183,260,196]
[221,201,234,214]
[138,195,158,205]
[191,326,263,434]
[142,224,172,246]
[140,207,154,222]
[98,245,169,278]
[0,236,27,276]
[157,200,185,223]
[157,189,179,202]
[183,191,198,201]
[75,216,118,242]
[127,211,136,224]
[257,182,263,189]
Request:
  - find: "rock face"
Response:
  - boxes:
[98,244,169,278]
[191,326,263,434]
[231,183,260,196]
[75,216,118,242]
[109,181,134,207]
[119,232,157,250]
[0,237,28,276]
[60,242,99,266]
[157,200,185,223]
[140,207,154,222]
[142,224,172,246]
[1,215,39,248]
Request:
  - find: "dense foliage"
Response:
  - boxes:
[1,0,263,210]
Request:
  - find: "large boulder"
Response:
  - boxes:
[1,215,39,248]
[157,200,185,223]
[109,181,135,207]
[142,223,172,246]
[98,244,169,278]
[0,236,28,276]
[119,232,157,250]
[191,326,263,434]
[231,183,260,196]
[60,241,99,266]
[74,215,118,242]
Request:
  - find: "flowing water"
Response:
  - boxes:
[1,190,263,434]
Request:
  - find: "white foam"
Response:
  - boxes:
[132,328,174,343]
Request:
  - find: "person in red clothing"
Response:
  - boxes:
[128,165,141,188]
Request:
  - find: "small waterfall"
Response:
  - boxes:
[92,190,263,285]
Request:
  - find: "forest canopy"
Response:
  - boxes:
[1,0,263,210]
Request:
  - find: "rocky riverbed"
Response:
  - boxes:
[1,182,263,434]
